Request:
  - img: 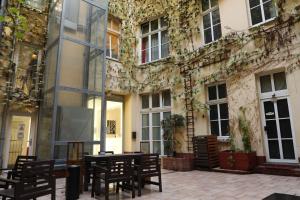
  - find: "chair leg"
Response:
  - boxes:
[138,175,142,197]
[132,178,135,198]
[116,182,119,193]
[158,174,162,192]
[51,191,56,200]
[91,176,95,197]
[105,182,109,200]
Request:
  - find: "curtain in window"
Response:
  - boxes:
[65,0,80,23]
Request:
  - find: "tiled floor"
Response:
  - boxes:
[40,170,300,200]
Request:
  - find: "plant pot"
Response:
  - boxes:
[162,156,194,171]
[219,150,235,170]
[234,151,257,171]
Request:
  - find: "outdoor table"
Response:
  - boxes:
[84,153,143,191]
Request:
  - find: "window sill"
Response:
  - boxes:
[106,57,121,63]
[139,56,172,67]
[249,17,278,31]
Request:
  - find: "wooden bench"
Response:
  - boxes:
[0,160,56,200]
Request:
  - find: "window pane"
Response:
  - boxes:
[111,34,119,59]
[210,121,219,136]
[208,86,217,100]
[212,9,220,25]
[161,43,169,58]
[142,37,149,50]
[282,140,295,159]
[162,90,171,106]
[264,101,275,119]
[277,99,289,118]
[140,142,150,153]
[142,95,149,109]
[266,120,278,139]
[213,24,222,41]
[153,141,161,154]
[153,127,161,140]
[211,0,218,7]
[161,30,169,44]
[163,112,171,120]
[204,28,212,44]
[202,0,209,11]
[221,120,229,136]
[142,128,149,140]
[152,113,161,126]
[268,140,280,159]
[218,84,227,99]
[151,33,159,61]
[279,119,292,139]
[274,72,287,91]
[152,93,160,108]
[106,34,110,57]
[263,1,276,20]
[111,17,121,32]
[142,37,149,63]
[260,75,272,93]
[249,0,260,8]
[151,19,159,31]
[161,17,168,27]
[219,103,228,119]
[251,6,263,25]
[203,14,211,29]
[209,105,218,120]
[141,23,149,34]
[142,114,149,127]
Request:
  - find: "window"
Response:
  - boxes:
[207,83,229,137]
[202,0,222,44]
[260,72,287,94]
[25,0,47,11]
[64,0,80,30]
[141,17,169,64]
[249,0,276,26]
[106,16,121,60]
[140,90,171,155]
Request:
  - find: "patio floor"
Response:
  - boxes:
[41,170,300,200]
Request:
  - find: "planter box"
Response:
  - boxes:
[234,152,257,171]
[219,151,235,170]
[162,156,194,171]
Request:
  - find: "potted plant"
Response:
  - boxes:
[161,114,193,171]
[234,107,257,171]
[219,134,236,170]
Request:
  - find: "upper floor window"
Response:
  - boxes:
[106,16,121,60]
[202,0,222,44]
[207,83,229,137]
[249,0,276,26]
[141,17,169,64]
[25,0,47,11]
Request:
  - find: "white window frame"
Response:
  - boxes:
[140,91,171,155]
[201,0,222,44]
[207,83,229,139]
[259,72,288,100]
[248,0,277,27]
[140,17,169,64]
[106,16,121,60]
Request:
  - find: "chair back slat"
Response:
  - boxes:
[107,156,133,179]
[140,154,160,174]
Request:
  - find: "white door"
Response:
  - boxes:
[259,72,298,163]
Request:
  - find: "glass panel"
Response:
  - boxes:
[163,112,171,120]
[54,145,67,159]
[45,44,58,90]
[263,1,276,20]
[111,34,119,59]
[151,33,159,61]
[268,140,280,159]
[274,72,287,91]
[251,6,263,25]
[152,93,160,108]
[141,37,149,63]
[279,119,292,139]
[203,14,211,29]
[25,0,47,10]
[264,101,275,119]
[140,142,150,153]
[153,127,161,140]
[63,0,106,48]
[218,84,227,99]
[162,90,171,106]
[211,0,218,7]
[282,140,295,159]
[219,103,228,119]
[260,75,272,93]
[277,99,289,118]
[221,120,229,136]
[60,40,103,91]
[47,0,62,45]
[142,128,149,140]
[204,28,212,44]
[153,141,161,154]
[209,105,218,120]
[151,19,159,31]
[142,114,149,127]
[161,43,169,58]
[161,30,169,44]
[141,23,149,34]
[249,0,260,8]
[208,86,217,100]
[202,0,209,11]
[266,120,278,139]
[161,17,168,27]
[142,95,149,109]
[213,24,222,41]
[210,121,219,136]
[111,17,121,32]
[212,9,220,25]
[106,33,111,57]
[152,113,161,126]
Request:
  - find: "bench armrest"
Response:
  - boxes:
[0,177,19,184]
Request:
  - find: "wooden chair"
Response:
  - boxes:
[0,160,56,200]
[135,153,162,196]
[91,156,135,200]
[0,155,37,189]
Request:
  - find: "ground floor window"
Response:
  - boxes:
[140,91,171,155]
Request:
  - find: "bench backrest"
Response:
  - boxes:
[140,154,160,174]
[12,155,37,179]
[107,156,133,180]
